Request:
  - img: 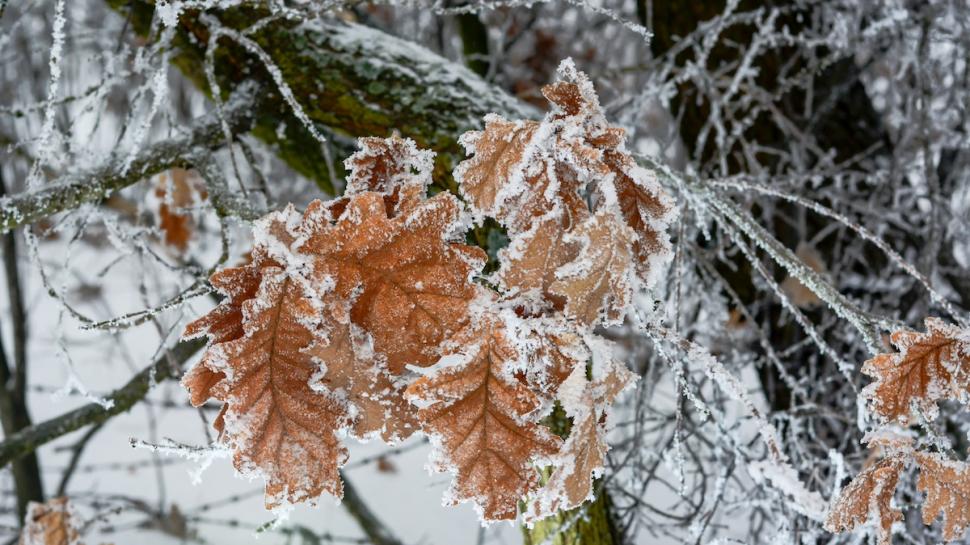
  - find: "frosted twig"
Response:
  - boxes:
[0,82,259,233]
[710,178,967,326]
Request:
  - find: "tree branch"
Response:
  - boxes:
[0,83,259,233]
[0,338,205,469]
[339,471,405,545]
[106,1,534,190]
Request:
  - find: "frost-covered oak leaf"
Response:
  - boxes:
[862,317,970,423]
[915,452,970,541]
[288,192,486,375]
[549,211,636,325]
[200,266,350,509]
[344,136,433,196]
[526,345,635,521]
[455,59,673,316]
[343,135,433,217]
[405,311,562,521]
[456,116,588,235]
[825,456,905,545]
[18,497,82,545]
[182,251,269,408]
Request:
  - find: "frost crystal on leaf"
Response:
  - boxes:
[862,317,970,424]
[825,456,905,545]
[405,308,562,522]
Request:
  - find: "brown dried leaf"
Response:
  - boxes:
[526,352,635,520]
[207,266,350,508]
[780,243,826,309]
[825,456,905,545]
[376,456,397,474]
[549,211,636,325]
[862,317,970,423]
[457,61,673,323]
[154,168,204,251]
[405,313,562,521]
[294,192,486,374]
[19,497,81,545]
[182,252,269,407]
[458,119,592,236]
[915,452,970,541]
[455,116,541,230]
[344,136,433,196]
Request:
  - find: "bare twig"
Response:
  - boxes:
[0,83,260,233]
[0,338,205,469]
[339,471,406,545]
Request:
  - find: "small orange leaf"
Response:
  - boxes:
[19,497,82,545]
[344,135,433,197]
[154,168,204,252]
[825,456,905,545]
[779,243,826,309]
[862,318,970,423]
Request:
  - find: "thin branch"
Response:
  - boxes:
[0,338,205,469]
[639,154,886,354]
[55,422,104,496]
[338,470,405,545]
[0,82,260,233]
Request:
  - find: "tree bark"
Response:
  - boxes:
[107,0,531,193]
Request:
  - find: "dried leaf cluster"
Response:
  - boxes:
[182,61,675,522]
[826,318,970,543]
